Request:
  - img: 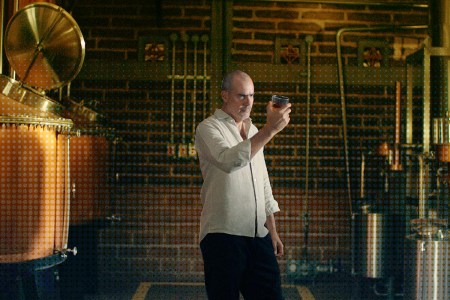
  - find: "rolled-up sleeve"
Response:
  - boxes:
[262,158,280,216]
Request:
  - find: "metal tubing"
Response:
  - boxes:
[181,33,189,145]
[169,33,177,146]
[418,155,426,219]
[304,35,313,211]
[336,24,428,214]
[62,135,71,250]
[239,0,428,8]
[192,35,199,142]
[202,35,209,120]
[395,81,401,145]
[391,81,402,171]
[423,39,432,153]
[303,35,313,260]
[360,152,365,199]
[0,0,4,74]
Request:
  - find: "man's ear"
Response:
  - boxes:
[221,90,228,103]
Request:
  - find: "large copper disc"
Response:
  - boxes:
[4,2,85,90]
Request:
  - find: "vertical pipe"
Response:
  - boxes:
[0,0,4,74]
[168,33,177,157]
[192,35,199,141]
[304,35,313,211]
[423,39,431,153]
[63,134,71,250]
[418,155,426,219]
[406,64,414,145]
[302,35,313,260]
[170,35,176,145]
[336,25,428,215]
[336,28,355,214]
[395,81,402,145]
[202,34,209,120]
[406,65,414,198]
[391,81,402,171]
[360,153,365,199]
[430,0,450,49]
[181,33,189,145]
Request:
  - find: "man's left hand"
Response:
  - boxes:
[271,233,284,257]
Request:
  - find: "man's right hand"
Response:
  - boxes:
[265,101,292,135]
[249,101,292,158]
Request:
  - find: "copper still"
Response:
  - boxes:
[62,96,115,225]
[0,76,73,264]
[0,8,84,300]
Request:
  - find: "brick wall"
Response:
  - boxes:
[66,0,428,284]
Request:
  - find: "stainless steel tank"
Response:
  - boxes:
[352,204,406,280]
[404,227,449,300]
[353,209,389,279]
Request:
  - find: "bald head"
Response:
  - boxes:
[221,70,252,91]
[220,70,254,123]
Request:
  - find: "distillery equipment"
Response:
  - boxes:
[58,90,119,299]
[401,0,450,299]
[62,93,115,227]
[404,220,449,300]
[0,3,85,299]
[350,81,408,300]
[352,206,391,280]
[0,77,73,264]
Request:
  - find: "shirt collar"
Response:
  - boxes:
[214,109,252,125]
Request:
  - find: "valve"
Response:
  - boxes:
[58,247,78,258]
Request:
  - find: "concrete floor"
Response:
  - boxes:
[83,274,404,300]
[84,283,311,300]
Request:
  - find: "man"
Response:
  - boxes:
[195,70,292,300]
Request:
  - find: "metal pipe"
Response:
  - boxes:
[63,134,71,250]
[422,38,431,153]
[336,24,428,214]
[304,35,313,211]
[418,155,426,219]
[395,81,401,145]
[189,34,200,157]
[431,0,450,48]
[239,0,428,8]
[177,33,190,158]
[192,34,199,143]
[202,35,209,120]
[168,33,177,157]
[0,0,4,74]
[391,81,402,171]
[360,152,365,199]
[302,35,313,260]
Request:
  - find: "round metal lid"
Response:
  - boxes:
[0,74,64,115]
[4,3,85,90]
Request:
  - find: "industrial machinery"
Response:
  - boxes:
[350,1,450,299]
[57,85,119,299]
[0,3,85,299]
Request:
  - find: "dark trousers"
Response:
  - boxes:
[200,233,283,300]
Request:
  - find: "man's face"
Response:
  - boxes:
[221,75,254,123]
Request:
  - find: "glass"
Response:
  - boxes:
[271,95,289,107]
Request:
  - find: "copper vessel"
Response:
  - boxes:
[0,90,72,263]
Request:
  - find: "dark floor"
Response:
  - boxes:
[0,267,406,300]
[82,274,404,300]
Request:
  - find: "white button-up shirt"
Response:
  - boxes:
[195,109,280,241]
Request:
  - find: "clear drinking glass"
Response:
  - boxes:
[271,95,289,107]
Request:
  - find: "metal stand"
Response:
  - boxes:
[0,254,66,300]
